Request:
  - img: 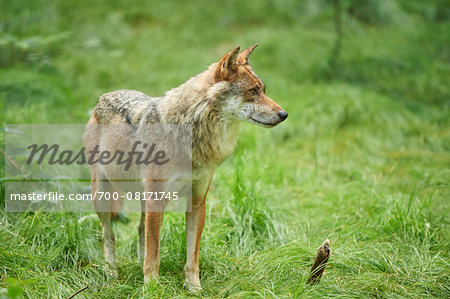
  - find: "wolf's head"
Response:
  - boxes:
[210,44,288,128]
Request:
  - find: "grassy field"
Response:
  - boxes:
[1,0,449,298]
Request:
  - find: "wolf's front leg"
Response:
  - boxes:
[185,202,206,291]
[184,175,213,292]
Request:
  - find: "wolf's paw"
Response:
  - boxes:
[144,272,159,284]
[184,280,202,293]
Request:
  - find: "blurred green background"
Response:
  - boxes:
[0,0,449,298]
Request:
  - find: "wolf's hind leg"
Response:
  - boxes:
[94,179,117,275]
[142,184,166,283]
[143,210,164,283]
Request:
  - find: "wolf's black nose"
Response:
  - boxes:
[278,110,288,121]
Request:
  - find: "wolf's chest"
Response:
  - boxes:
[192,122,240,169]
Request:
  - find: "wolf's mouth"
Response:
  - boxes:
[249,117,278,128]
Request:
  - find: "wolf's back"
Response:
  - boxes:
[93,89,162,124]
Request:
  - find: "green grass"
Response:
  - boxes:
[1,0,449,297]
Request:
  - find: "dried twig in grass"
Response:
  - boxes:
[68,285,88,299]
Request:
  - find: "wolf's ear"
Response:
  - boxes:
[237,43,258,65]
[213,46,240,82]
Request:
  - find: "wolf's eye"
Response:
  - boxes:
[249,88,257,95]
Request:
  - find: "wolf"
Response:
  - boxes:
[83,44,288,292]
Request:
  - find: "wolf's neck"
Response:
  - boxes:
[162,69,241,169]
[162,68,230,124]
